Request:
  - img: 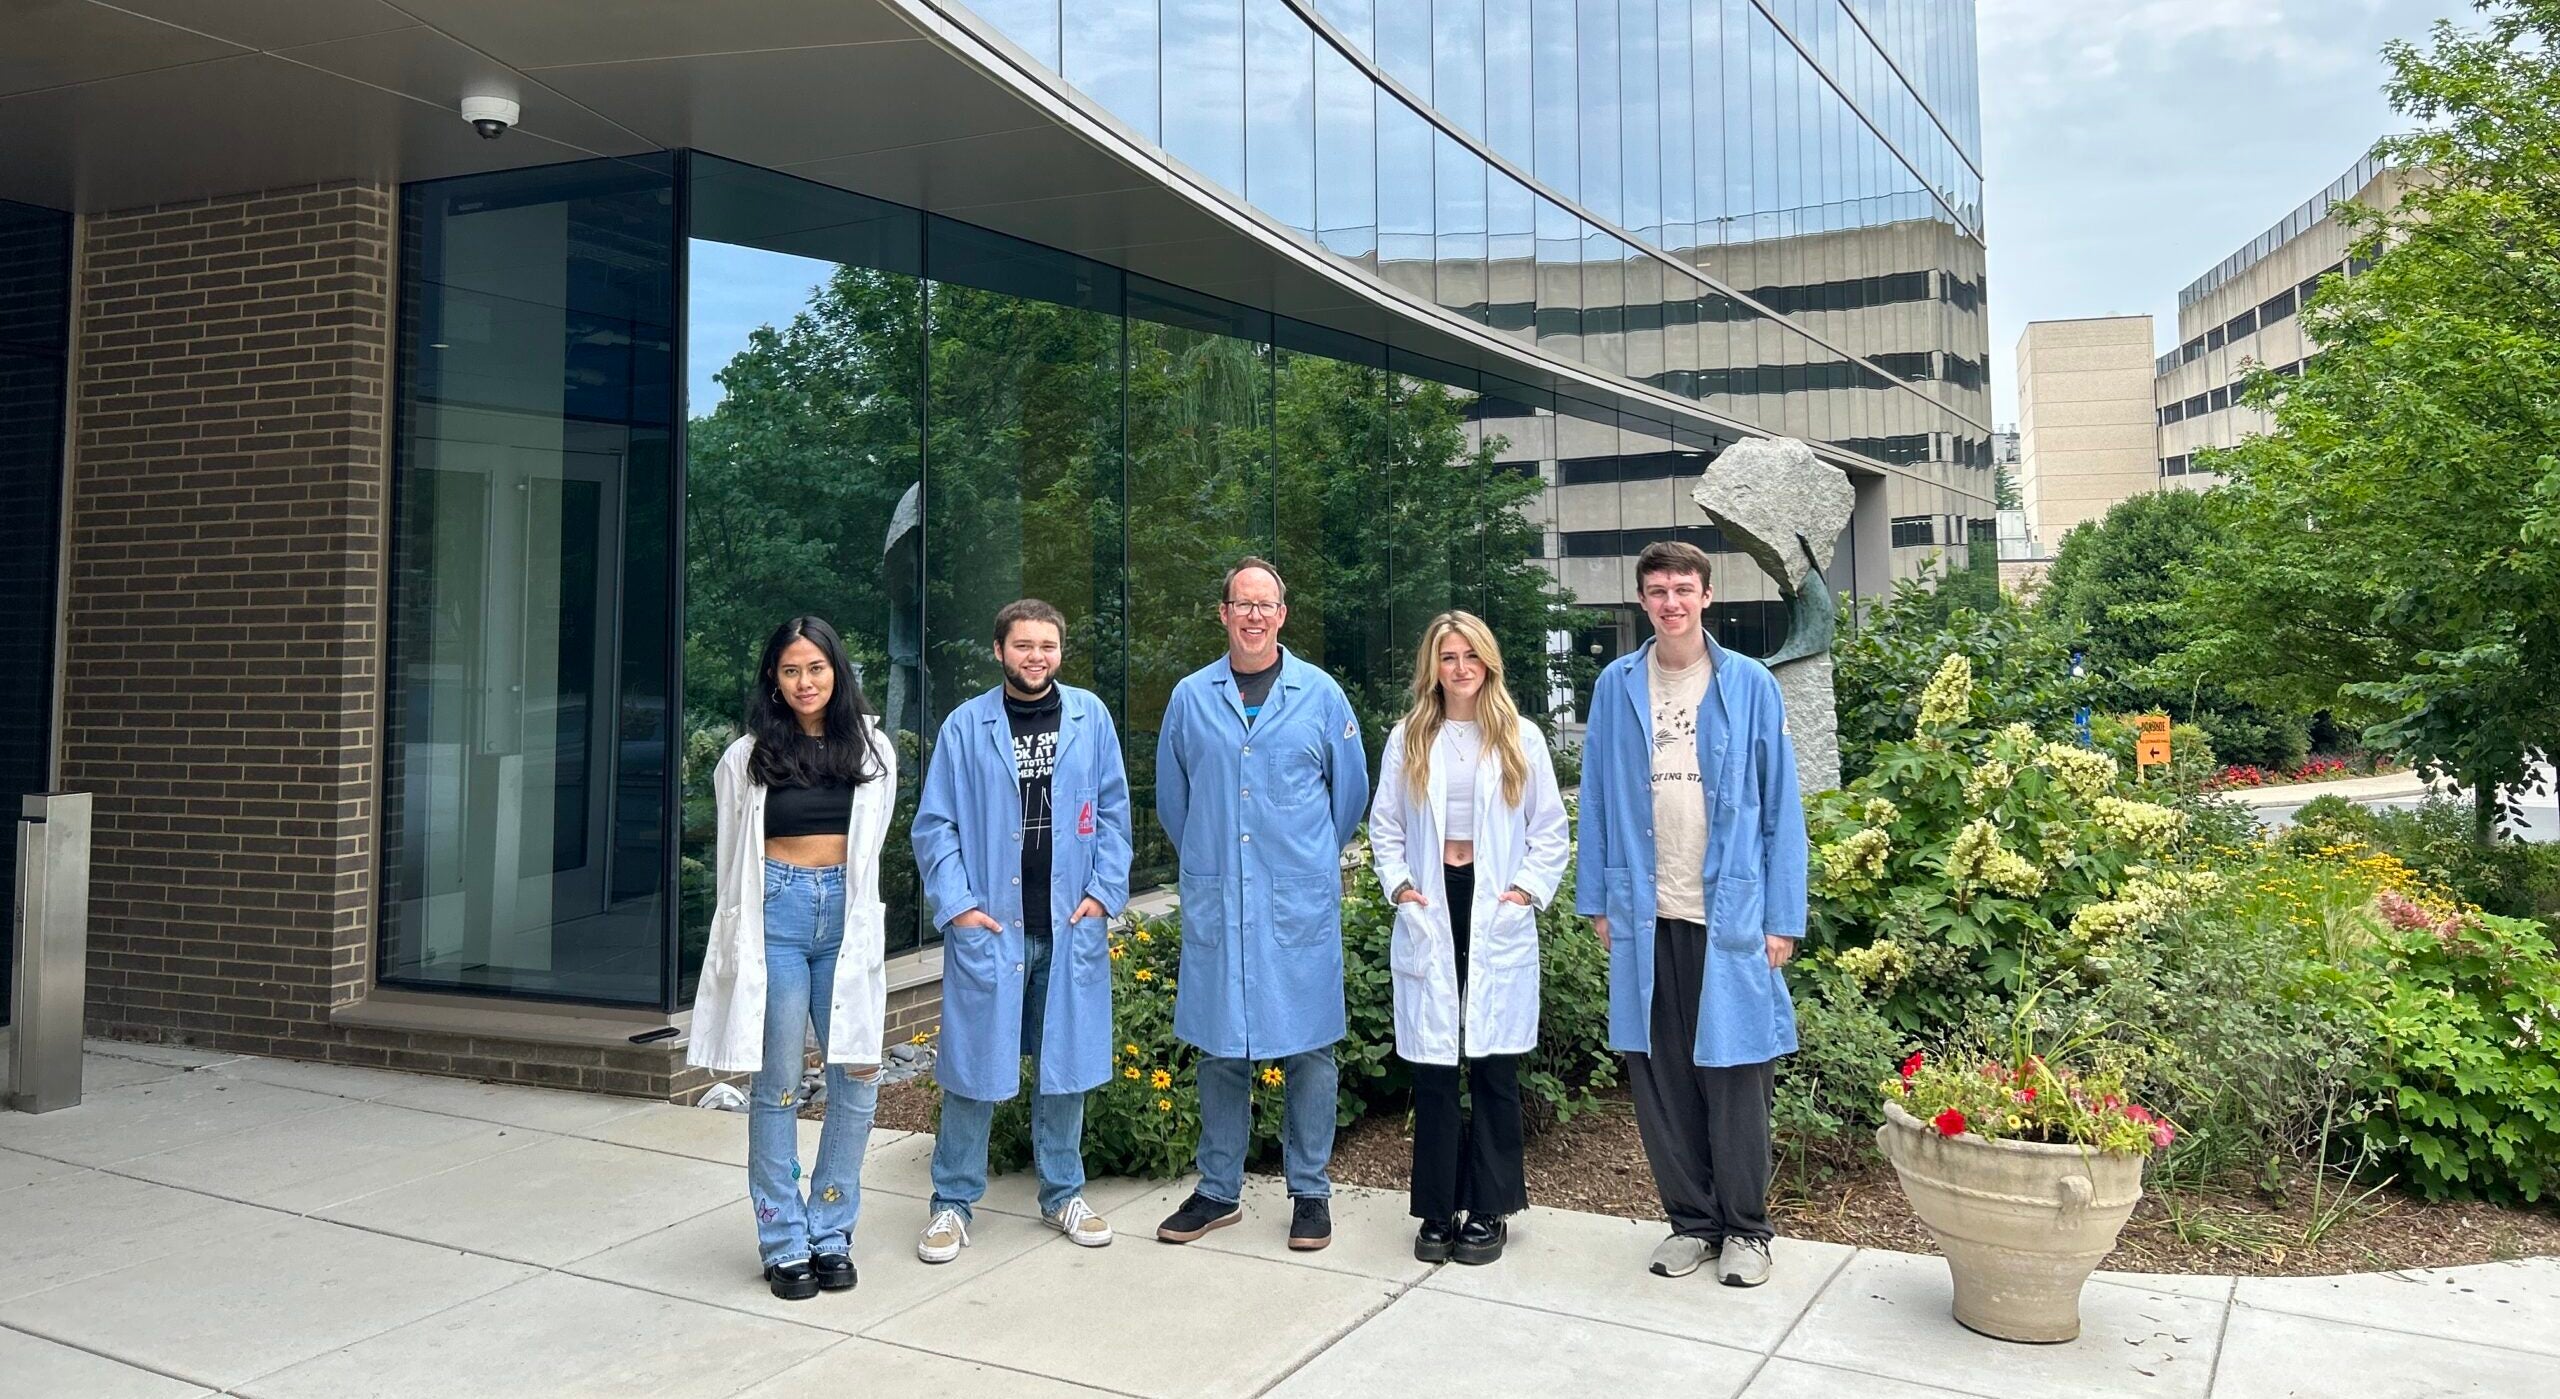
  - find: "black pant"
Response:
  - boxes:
[1624,917,1775,1243]
[1410,863,1529,1222]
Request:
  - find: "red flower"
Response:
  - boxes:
[1932,1109,1969,1137]
[2150,1122,2177,1149]
[2124,1103,2154,1125]
[1900,1052,1925,1080]
[2015,1087,2037,1104]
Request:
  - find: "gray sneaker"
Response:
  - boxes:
[1719,1236,1772,1287]
[1649,1234,1711,1278]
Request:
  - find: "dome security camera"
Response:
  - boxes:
[461,95,520,140]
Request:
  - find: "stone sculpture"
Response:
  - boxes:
[1690,437,1855,793]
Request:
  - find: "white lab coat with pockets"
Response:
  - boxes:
[1157,648,1370,1061]
[687,724,898,1074]
[1369,718,1571,1065]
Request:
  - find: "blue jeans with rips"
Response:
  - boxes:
[748,859,878,1267]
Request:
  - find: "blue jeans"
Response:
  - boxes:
[749,859,879,1267]
[931,931,1088,1220]
[1195,1047,1337,1203]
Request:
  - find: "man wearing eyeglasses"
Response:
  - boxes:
[1152,557,1370,1254]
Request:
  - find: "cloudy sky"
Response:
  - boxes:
[1980,0,2472,423]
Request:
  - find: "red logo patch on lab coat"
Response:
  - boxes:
[1077,800,1095,837]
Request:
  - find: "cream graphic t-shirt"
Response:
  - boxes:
[1647,648,1712,923]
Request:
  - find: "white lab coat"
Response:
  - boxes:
[1368,717,1571,1065]
[687,724,898,1074]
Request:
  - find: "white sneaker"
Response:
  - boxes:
[1719,1236,1773,1288]
[916,1207,969,1264]
[1045,1195,1114,1248]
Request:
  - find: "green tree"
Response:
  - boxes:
[2173,0,2560,837]
[2043,490,2309,769]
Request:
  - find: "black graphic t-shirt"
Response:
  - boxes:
[1006,685,1063,938]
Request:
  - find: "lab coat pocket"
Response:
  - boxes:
[1068,786,1098,842]
[1710,875,1766,954]
[1272,873,1340,948]
[1477,896,1542,971]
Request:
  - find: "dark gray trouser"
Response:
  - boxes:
[1624,916,1776,1244]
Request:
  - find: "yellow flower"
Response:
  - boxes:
[1155,1097,1173,1112]
[1123,1066,1140,1080]
[1124,1043,1140,1058]
[908,1031,931,1046]
[1150,1069,1173,1090]
[1135,968,1154,981]
[1109,944,1125,960]
[1260,1066,1285,1088]
[1135,929,1152,943]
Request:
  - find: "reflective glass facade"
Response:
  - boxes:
[967,0,1991,619]
[0,197,73,1027]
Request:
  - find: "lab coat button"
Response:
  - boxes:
[1241,833,1252,844]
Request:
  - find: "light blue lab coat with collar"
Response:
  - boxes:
[1156,648,1370,1061]
[912,682,1132,1103]
[1574,635,1809,1068]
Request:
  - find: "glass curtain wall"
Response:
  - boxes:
[681,157,1582,960]
[0,197,72,1027]
[384,157,679,1007]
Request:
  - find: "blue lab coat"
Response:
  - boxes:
[1156,648,1370,1060]
[1574,636,1809,1067]
[912,683,1132,1102]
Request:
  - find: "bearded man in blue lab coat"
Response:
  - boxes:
[1151,556,1369,1254]
[1577,540,1809,1291]
[911,598,1132,1264]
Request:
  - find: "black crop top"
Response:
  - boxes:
[765,777,853,838]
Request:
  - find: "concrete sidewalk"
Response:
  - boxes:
[3,1042,2553,1398]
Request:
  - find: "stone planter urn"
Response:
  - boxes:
[1876,1099,2148,1343]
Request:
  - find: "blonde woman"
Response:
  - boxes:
[1368,611,1570,1265]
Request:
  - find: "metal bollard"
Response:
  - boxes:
[9,792,91,1114]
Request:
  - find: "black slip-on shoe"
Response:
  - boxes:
[812,1252,856,1292]
[1414,1216,1461,1263]
[1288,1196,1333,1252]
[1156,1190,1243,1243]
[1452,1214,1508,1265]
[764,1258,819,1301]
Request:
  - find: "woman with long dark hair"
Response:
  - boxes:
[688,615,897,1300]
[1368,611,1570,1265]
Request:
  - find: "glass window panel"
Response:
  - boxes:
[1487,168,1538,340]
[1581,223,1625,376]
[1312,0,1375,52]
[1379,0,1434,98]
[1484,0,1535,168]
[1378,97,1438,302]
[1531,0,1580,199]
[390,157,678,1006]
[1657,0,1696,246]
[1162,0,1246,193]
[1246,1,1318,237]
[1435,131,1490,323]
[1273,337,1392,731]
[0,200,70,1015]
[1618,0,1661,246]
[968,0,1061,68]
[1124,278,1271,883]
[1314,41,1378,267]
[1721,0,1753,221]
[1434,0,1487,138]
[1623,245,1665,383]
[1062,0,1160,142]
[1534,195,1583,355]
[1579,0,1622,225]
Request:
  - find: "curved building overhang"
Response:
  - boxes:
[0,0,1970,486]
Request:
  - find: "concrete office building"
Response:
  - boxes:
[1,1,1989,1097]
[2013,314,2156,551]
[2154,149,2406,484]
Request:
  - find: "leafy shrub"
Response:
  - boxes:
[2285,794,2560,924]
[1773,960,1910,1160]
[1807,654,2204,1037]
[2350,903,2560,1202]
[1834,569,2086,783]
[2195,704,2312,772]
[985,837,1618,1179]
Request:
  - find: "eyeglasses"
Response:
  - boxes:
[1222,600,1282,617]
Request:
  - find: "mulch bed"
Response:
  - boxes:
[864,1077,2559,1277]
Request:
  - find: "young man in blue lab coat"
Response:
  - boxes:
[1152,557,1369,1252]
[1577,540,1809,1289]
[911,598,1132,1262]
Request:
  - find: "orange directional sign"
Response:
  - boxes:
[2136,713,2172,769]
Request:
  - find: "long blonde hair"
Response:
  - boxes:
[1400,611,1531,809]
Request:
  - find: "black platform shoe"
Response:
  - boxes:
[812,1252,856,1292]
[1414,1216,1461,1263]
[1452,1214,1508,1266]
[764,1258,819,1300]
